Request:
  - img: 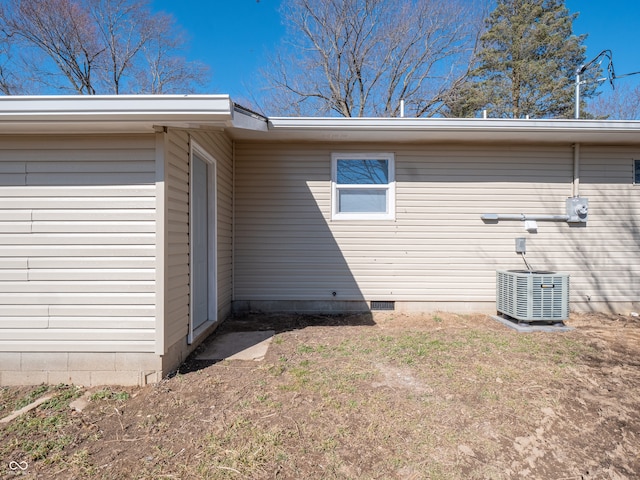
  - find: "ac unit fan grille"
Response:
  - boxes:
[496,270,569,322]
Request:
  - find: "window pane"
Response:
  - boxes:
[338,189,387,213]
[636,160,640,184]
[337,159,388,184]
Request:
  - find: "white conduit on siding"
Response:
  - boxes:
[482,143,582,223]
[481,213,570,222]
[573,142,580,197]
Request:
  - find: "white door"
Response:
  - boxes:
[189,146,217,343]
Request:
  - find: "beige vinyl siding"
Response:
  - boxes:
[190,131,234,319]
[161,129,234,352]
[163,130,190,349]
[564,146,640,306]
[234,142,639,312]
[235,145,360,300]
[0,134,157,352]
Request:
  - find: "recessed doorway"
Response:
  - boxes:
[189,141,217,343]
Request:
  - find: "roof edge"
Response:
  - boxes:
[248,116,640,144]
[267,116,640,132]
[0,95,234,133]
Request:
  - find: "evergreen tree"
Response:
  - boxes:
[450,0,595,118]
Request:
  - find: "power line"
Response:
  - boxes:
[575,49,640,118]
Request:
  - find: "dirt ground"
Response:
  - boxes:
[1,311,640,479]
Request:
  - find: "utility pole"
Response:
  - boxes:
[574,50,613,119]
[575,67,585,119]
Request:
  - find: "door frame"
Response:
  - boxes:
[188,140,218,344]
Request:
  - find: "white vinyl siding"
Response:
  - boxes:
[234,143,640,312]
[0,135,157,352]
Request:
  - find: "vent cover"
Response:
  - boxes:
[496,270,569,322]
[371,301,395,311]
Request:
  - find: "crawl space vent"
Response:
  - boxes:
[371,301,395,311]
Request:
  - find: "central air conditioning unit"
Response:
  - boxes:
[496,270,569,322]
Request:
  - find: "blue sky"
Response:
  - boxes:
[152,0,640,103]
[151,0,283,100]
[567,0,640,90]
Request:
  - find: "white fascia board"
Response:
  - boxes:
[263,117,640,144]
[0,95,234,134]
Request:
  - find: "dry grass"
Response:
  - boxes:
[1,311,639,479]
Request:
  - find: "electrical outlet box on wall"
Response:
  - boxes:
[566,197,588,223]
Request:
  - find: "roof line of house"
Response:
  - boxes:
[0,95,639,144]
[0,95,235,134]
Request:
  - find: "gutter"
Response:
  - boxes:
[0,95,235,133]
[267,116,640,132]
[262,116,640,145]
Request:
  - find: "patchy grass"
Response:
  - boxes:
[1,384,83,467]
[88,388,130,402]
[14,384,52,410]
[1,312,639,479]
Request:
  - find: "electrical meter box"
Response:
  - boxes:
[566,197,588,223]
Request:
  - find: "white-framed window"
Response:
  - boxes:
[331,152,395,220]
[635,160,640,185]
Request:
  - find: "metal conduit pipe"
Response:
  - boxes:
[573,143,580,197]
[481,213,570,222]
[482,143,586,225]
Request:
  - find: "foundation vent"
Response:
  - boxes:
[371,301,395,311]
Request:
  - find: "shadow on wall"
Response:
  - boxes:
[232,151,371,324]
[181,160,375,375]
[438,147,638,315]
[534,185,640,314]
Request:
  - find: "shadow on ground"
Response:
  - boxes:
[177,311,375,374]
[218,311,375,333]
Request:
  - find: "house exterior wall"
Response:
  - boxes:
[0,130,235,387]
[233,142,640,315]
[159,129,235,374]
[190,130,234,320]
[0,134,160,386]
[162,130,190,353]
[574,146,640,310]
[2,125,637,386]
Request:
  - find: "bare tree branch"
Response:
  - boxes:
[1,0,103,94]
[0,0,209,94]
[260,0,486,117]
[134,14,209,94]
[88,0,153,94]
[587,83,640,120]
